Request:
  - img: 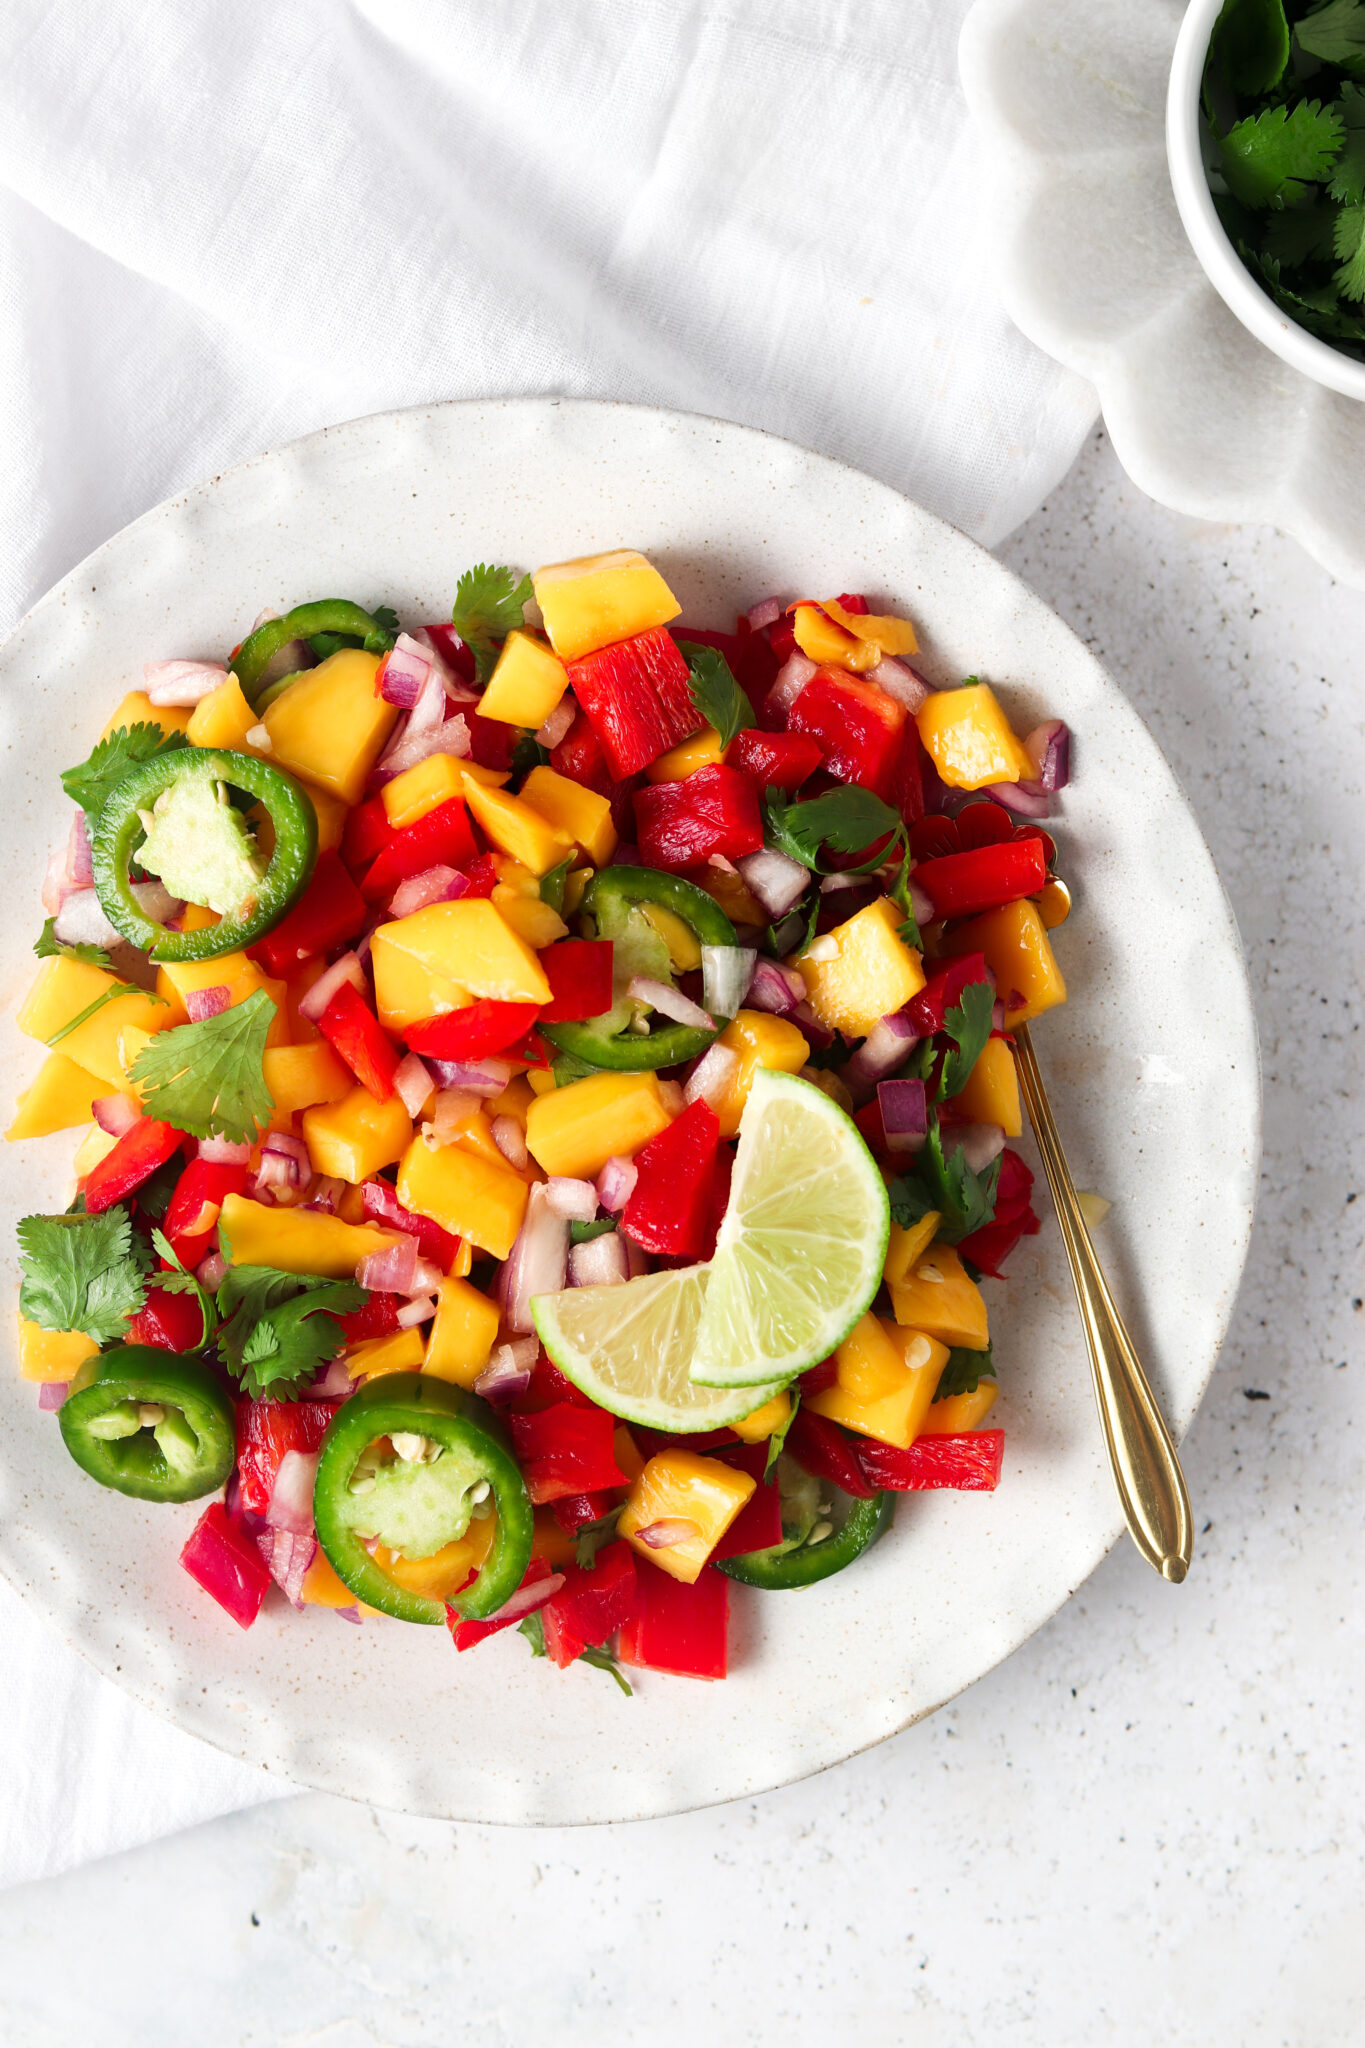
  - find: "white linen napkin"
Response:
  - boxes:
[0,0,1096,1886]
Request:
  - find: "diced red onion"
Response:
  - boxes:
[866,656,932,713]
[68,812,94,888]
[37,1381,69,1411]
[1025,720,1071,793]
[396,1294,438,1328]
[684,1041,739,1110]
[196,1251,228,1290]
[356,1236,419,1295]
[184,984,231,1023]
[388,865,465,919]
[570,1233,629,1287]
[635,1517,701,1550]
[54,881,182,949]
[745,958,806,1015]
[424,1089,481,1143]
[143,659,230,707]
[334,1605,363,1624]
[984,779,1052,819]
[256,1526,316,1607]
[409,662,453,736]
[992,998,1006,1032]
[744,597,783,632]
[941,1121,1007,1174]
[426,1056,512,1098]
[393,1051,435,1118]
[377,634,434,710]
[255,637,313,691]
[535,697,576,749]
[502,1184,569,1334]
[253,1150,304,1200]
[41,845,70,915]
[373,712,472,784]
[627,976,713,1031]
[484,1570,565,1624]
[910,880,934,927]
[306,1357,356,1399]
[735,849,809,919]
[791,1000,835,1049]
[877,1077,928,1145]
[92,1093,139,1138]
[491,1115,528,1169]
[265,1449,319,1536]
[298,951,366,1023]
[263,1130,312,1175]
[701,945,757,1023]
[199,1134,251,1165]
[408,1255,443,1296]
[544,1177,599,1223]
[843,1011,921,1102]
[474,1338,539,1403]
[250,608,280,632]
[767,651,817,720]
[410,626,476,700]
[595,1155,638,1213]
[304,1174,345,1214]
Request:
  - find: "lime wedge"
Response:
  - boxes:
[688,1068,890,1387]
[532,1265,786,1433]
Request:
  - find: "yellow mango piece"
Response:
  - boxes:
[645,727,725,782]
[178,903,221,935]
[158,953,289,1046]
[533,548,680,663]
[302,1085,413,1184]
[371,899,551,1031]
[953,1035,1022,1137]
[832,1311,916,1402]
[100,691,192,741]
[262,650,397,805]
[519,765,617,866]
[947,899,1066,1027]
[380,753,468,831]
[888,1244,990,1351]
[807,1320,948,1449]
[16,958,170,1090]
[730,1390,792,1444]
[525,1070,672,1180]
[527,1067,557,1098]
[713,1010,810,1140]
[72,1123,119,1177]
[337,1181,368,1224]
[478,629,569,728]
[460,762,512,789]
[697,866,766,928]
[884,1212,940,1290]
[187,675,260,752]
[300,1546,357,1609]
[493,888,568,950]
[397,1136,529,1260]
[374,1514,495,1597]
[347,1327,427,1380]
[117,1026,156,1090]
[619,1450,756,1584]
[18,1319,98,1384]
[795,897,925,1039]
[303,783,349,854]
[218,1193,403,1278]
[7,1053,118,1140]
[486,1073,536,1128]
[915,682,1033,791]
[822,599,919,658]
[263,1041,354,1116]
[421,1276,501,1388]
[920,1381,999,1435]
[790,603,880,673]
[460,772,576,877]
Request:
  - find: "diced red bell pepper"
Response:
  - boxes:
[905,953,992,1037]
[854,1430,1005,1492]
[405,998,541,1061]
[359,798,479,905]
[798,1357,838,1397]
[551,1490,614,1534]
[509,1404,628,1505]
[692,1141,733,1264]
[549,702,612,794]
[502,1025,554,1070]
[621,1099,720,1258]
[785,1406,875,1499]
[462,853,499,898]
[835,592,870,614]
[726,727,824,792]
[617,1555,729,1680]
[540,939,614,1022]
[710,1443,785,1560]
[250,850,368,975]
[446,1556,561,1651]
[420,622,478,685]
[635,764,764,873]
[669,625,746,667]
[360,1179,461,1271]
[731,626,782,710]
[853,1097,889,1160]
[512,1356,597,1412]
[126,1285,209,1353]
[955,1213,1039,1277]
[319,982,400,1101]
[334,1291,401,1344]
[788,670,906,797]
[82,1117,184,1215]
[159,1157,247,1268]
[235,1397,337,1514]
[913,837,1047,922]
[180,1500,273,1629]
[540,1539,640,1667]
[996,1147,1033,1209]
[467,708,519,772]
[567,626,700,778]
[341,794,394,878]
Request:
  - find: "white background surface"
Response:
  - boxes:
[1,425,1360,2044]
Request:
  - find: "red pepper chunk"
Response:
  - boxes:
[905,953,992,1037]
[360,1179,461,1271]
[319,982,400,1101]
[567,626,700,778]
[159,1157,246,1268]
[540,1539,639,1668]
[250,851,368,976]
[180,1500,272,1629]
[549,702,612,794]
[359,798,478,905]
[341,795,394,878]
[784,1406,875,1499]
[334,1291,401,1344]
[446,1557,562,1651]
[509,1404,628,1504]
[854,1431,1005,1493]
[127,1286,209,1354]
[913,838,1047,922]
[954,1213,1039,1277]
[621,1099,721,1258]
[82,1117,184,1215]
[512,1356,596,1413]
[235,1397,337,1515]
[461,854,499,898]
[551,1490,614,1534]
[617,1555,729,1680]
[635,765,763,873]
[540,939,614,1022]
[727,727,823,792]
[788,670,906,797]
[406,999,541,1061]
[709,1443,784,1560]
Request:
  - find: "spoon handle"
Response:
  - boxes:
[1012,1024,1193,1583]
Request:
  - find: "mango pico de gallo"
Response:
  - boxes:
[9,549,1072,1687]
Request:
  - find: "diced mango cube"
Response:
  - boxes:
[187,675,260,752]
[795,897,925,1038]
[807,1317,948,1448]
[953,1035,1022,1136]
[218,1193,403,1278]
[492,888,568,950]
[945,900,1066,1027]
[72,1123,119,1176]
[302,1084,413,1184]
[396,1135,529,1260]
[790,602,881,673]
[919,1381,999,1434]
[519,765,617,866]
[157,953,289,1045]
[460,772,576,877]
[300,1546,358,1608]
[888,1244,990,1351]
[262,650,398,805]
[713,1010,810,1139]
[525,1071,672,1179]
[884,1212,940,1290]
[101,691,192,741]
[374,1516,495,1595]
[915,682,1034,791]
[645,727,725,782]
[533,548,680,663]
[822,600,919,658]
[380,753,467,830]
[421,1276,502,1388]
[618,1449,756,1583]
[18,1319,98,1384]
[16,958,170,1090]
[486,1074,536,1129]
[730,1390,793,1444]
[347,1327,427,1380]
[6,1053,120,1141]
[371,900,551,1032]
[478,629,570,729]
[303,783,349,853]
[262,1041,354,1116]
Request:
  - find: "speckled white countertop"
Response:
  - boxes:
[1,429,1360,2047]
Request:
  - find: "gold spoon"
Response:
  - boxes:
[1012,1022,1194,1583]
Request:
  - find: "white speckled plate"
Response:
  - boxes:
[0,399,1258,1823]
[959,0,1365,591]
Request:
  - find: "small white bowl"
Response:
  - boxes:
[1167,0,1365,402]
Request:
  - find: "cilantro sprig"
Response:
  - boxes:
[17,1207,149,1346]
[129,988,275,1142]
[61,722,189,822]
[34,919,113,971]
[678,642,755,749]
[888,1119,1000,1245]
[216,1265,364,1399]
[152,1228,219,1348]
[762,787,921,949]
[934,1342,996,1403]
[451,564,532,683]
[48,979,167,1047]
[935,981,996,1102]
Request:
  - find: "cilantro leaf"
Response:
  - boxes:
[370,604,400,641]
[129,988,275,1142]
[451,564,532,684]
[17,1208,149,1345]
[936,980,996,1101]
[1262,201,1340,262]
[678,642,755,750]
[34,919,113,970]
[1218,100,1344,208]
[934,1342,996,1403]
[575,1504,624,1568]
[1207,0,1290,110]
[890,1121,1000,1244]
[1296,0,1365,74]
[763,1391,798,1481]
[887,1174,938,1232]
[216,1264,363,1397]
[510,734,551,779]
[131,1152,185,1226]
[1333,197,1365,295]
[48,980,167,1048]
[61,723,190,822]
[1329,83,1365,199]
[579,1645,633,1696]
[763,786,902,868]
[151,1228,218,1347]
[569,1217,616,1246]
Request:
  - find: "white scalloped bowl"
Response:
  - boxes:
[1167,0,1365,401]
